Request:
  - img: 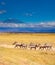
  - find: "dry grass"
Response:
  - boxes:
[0,33,55,46]
[0,47,55,65]
[0,33,55,65]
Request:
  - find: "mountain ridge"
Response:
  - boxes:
[2,18,24,23]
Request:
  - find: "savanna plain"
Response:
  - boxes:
[0,33,55,65]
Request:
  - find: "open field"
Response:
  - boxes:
[0,47,55,65]
[0,33,55,65]
[0,33,55,46]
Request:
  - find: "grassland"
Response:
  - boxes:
[0,33,55,65]
[0,47,55,65]
[0,33,55,46]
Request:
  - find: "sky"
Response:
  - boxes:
[0,0,55,22]
[0,0,55,32]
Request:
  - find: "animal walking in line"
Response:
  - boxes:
[21,43,27,49]
[12,42,52,50]
[29,43,40,50]
[12,42,23,48]
[39,44,52,50]
[12,42,27,48]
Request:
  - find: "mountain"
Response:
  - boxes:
[3,18,24,23]
[0,19,55,33]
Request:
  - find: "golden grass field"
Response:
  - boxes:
[0,33,55,46]
[0,33,55,65]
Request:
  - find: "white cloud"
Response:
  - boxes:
[24,11,36,17]
[1,2,6,5]
[0,10,6,14]
[39,22,55,27]
[25,13,33,16]
[0,11,3,14]
[0,22,55,28]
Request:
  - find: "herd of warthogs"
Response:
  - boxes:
[12,42,52,50]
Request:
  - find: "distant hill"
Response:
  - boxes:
[3,18,24,23]
[0,19,55,33]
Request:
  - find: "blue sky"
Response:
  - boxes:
[0,0,55,23]
[0,0,55,32]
